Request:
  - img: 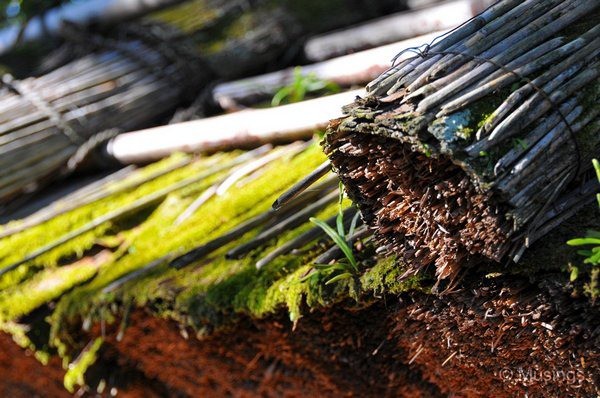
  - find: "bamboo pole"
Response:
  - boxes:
[105,89,363,164]
[226,189,339,259]
[256,207,361,269]
[212,31,445,110]
[0,152,254,277]
[0,0,427,207]
[304,0,490,62]
[169,175,339,269]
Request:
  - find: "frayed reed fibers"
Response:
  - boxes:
[323,0,600,282]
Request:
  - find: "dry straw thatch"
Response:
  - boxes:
[0,0,419,213]
[323,0,600,284]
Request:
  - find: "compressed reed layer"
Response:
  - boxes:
[325,126,510,281]
[324,0,600,278]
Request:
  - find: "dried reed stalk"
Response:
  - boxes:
[324,0,600,282]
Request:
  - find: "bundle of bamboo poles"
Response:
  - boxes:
[0,33,207,210]
[0,0,422,210]
[321,0,600,283]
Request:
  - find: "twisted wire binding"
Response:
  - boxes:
[389,0,500,67]
[66,128,121,172]
[377,3,590,259]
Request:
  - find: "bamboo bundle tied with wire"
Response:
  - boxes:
[0,27,207,211]
[323,0,600,283]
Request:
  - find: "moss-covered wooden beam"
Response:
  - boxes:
[0,138,597,394]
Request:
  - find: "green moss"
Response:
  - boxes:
[63,338,103,394]
[360,255,427,295]
[137,187,338,325]
[0,154,223,288]
[0,141,431,388]
[198,9,266,54]
[0,255,105,322]
[147,0,220,34]
[42,145,327,352]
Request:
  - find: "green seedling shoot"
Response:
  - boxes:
[308,183,361,285]
[272,67,340,106]
[567,159,600,286]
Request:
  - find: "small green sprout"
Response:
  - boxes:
[567,230,600,266]
[566,159,600,298]
[306,184,360,285]
[567,159,600,267]
[422,143,432,158]
[271,67,340,106]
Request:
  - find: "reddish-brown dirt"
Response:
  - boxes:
[100,308,441,397]
[388,276,600,397]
